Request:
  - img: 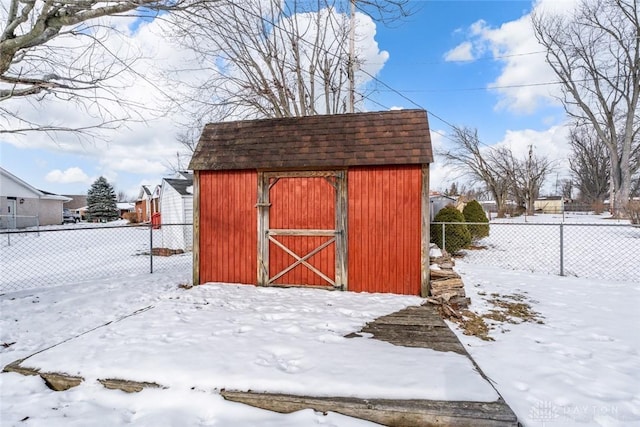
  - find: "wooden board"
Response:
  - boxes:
[221,391,518,427]
[355,303,470,355]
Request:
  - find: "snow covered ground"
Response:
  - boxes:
[0,270,498,426]
[452,261,640,427]
[463,213,640,281]
[0,221,190,292]
[1,212,638,426]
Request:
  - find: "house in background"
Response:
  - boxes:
[116,202,135,219]
[157,173,193,251]
[0,167,71,228]
[429,192,457,221]
[189,109,433,296]
[135,184,160,223]
[63,194,89,219]
[534,196,565,214]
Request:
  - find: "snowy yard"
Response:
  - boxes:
[1,212,639,426]
[462,213,640,281]
[0,221,190,292]
[1,272,495,427]
[452,261,640,427]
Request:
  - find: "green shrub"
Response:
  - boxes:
[431,205,471,254]
[463,200,490,240]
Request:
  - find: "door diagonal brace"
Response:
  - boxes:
[268,236,336,286]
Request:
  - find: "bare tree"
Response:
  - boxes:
[1,0,198,135]
[491,145,555,215]
[439,127,510,217]
[560,179,574,200]
[532,0,640,216]
[167,0,406,123]
[631,173,640,197]
[116,190,130,203]
[568,125,611,203]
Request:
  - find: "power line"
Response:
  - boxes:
[372,77,609,93]
[215,0,495,147]
[366,49,548,66]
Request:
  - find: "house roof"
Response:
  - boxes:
[137,185,158,201]
[62,195,88,209]
[163,178,194,196]
[189,110,433,171]
[38,189,72,202]
[0,167,70,201]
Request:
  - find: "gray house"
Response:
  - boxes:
[429,193,457,221]
[0,167,71,228]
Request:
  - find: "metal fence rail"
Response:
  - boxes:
[3,221,638,293]
[1,223,192,292]
[432,221,640,282]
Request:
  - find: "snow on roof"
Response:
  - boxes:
[38,189,72,202]
[163,177,194,196]
[117,203,135,210]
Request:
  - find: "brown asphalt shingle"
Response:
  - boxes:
[189,110,433,171]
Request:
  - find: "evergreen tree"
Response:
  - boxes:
[430,205,471,254]
[462,200,490,241]
[87,177,119,222]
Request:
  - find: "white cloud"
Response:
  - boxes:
[494,124,571,168]
[429,130,466,191]
[45,167,91,184]
[429,123,573,194]
[444,41,475,62]
[445,0,581,114]
[2,8,389,194]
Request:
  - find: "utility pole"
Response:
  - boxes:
[348,0,356,113]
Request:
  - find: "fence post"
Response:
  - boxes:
[559,223,564,276]
[442,223,446,252]
[150,224,154,274]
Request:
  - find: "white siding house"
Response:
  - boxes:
[1,167,71,228]
[158,175,193,251]
[429,193,457,221]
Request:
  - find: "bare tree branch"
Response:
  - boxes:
[438,127,510,217]
[490,145,555,215]
[1,0,205,135]
[568,123,611,203]
[532,0,640,215]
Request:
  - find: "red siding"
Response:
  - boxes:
[199,170,257,285]
[269,177,335,286]
[348,165,422,295]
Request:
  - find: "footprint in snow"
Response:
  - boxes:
[589,333,614,342]
[254,347,311,373]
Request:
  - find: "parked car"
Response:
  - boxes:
[62,208,81,224]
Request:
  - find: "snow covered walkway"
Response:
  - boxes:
[2,276,519,426]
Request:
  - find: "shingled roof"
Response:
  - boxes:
[189,110,433,171]
[163,178,193,196]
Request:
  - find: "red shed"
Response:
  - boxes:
[189,110,433,296]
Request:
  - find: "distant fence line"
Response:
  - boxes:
[1,223,192,293]
[0,214,39,230]
[2,221,638,293]
[432,221,640,282]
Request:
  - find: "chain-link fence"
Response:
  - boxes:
[4,219,637,292]
[1,223,192,293]
[432,221,640,282]
[0,215,39,230]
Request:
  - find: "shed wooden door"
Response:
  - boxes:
[257,171,347,289]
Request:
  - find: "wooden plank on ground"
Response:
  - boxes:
[370,317,445,327]
[221,391,518,427]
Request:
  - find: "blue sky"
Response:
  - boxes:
[1,0,576,199]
